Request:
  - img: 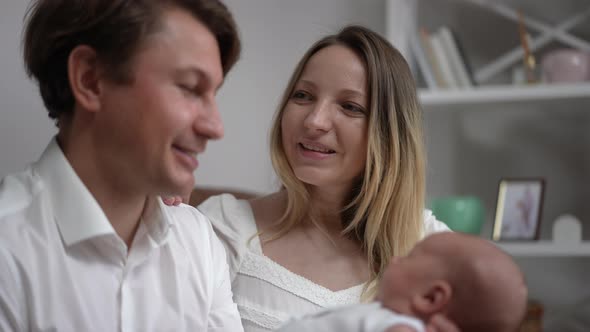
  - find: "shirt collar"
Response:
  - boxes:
[141,196,175,246]
[34,138,115,246]
[33,138,173,247]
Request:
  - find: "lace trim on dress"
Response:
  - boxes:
[240,252,363,307]
[236,300,289,330]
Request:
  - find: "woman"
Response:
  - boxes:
[196,25,452,332]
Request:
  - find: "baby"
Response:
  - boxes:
[277,232,528,332]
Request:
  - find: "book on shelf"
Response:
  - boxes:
[412,30,438,89]
[414,26,475,90]
[414,28,447,89]
[437,26,474,89]
[429,30,459,88]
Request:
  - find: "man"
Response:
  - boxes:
[0,1,242,331]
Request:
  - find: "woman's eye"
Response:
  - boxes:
[291,90,312,101]
[342,103,365,115]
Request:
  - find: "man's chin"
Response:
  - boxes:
[159,177,194,200]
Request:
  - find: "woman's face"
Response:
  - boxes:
[281,45,369,191]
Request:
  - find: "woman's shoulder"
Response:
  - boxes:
[197,194,259,278]
[248,191,287,231]
[422,209,450,236]
[199,193,247,214]
[198,193,256,234]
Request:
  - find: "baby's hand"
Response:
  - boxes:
[162,196,183,206]
[385,325,417,332]
[426,314,460,332]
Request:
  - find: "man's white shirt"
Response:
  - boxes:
[0,139,243,332]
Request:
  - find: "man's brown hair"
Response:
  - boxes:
[22,0,241,123]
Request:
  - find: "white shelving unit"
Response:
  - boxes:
[390,3,590,328]
[498,241,590,257]
[419,82,590,114]
[419,82,590,108]
[398,0,590,88]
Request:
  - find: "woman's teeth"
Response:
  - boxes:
[300,143,334,153]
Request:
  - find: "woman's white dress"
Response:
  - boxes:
[198,194,449,332]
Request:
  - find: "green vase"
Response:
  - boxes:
[430,196,484,235]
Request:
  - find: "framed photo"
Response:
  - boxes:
[492,178,545,241]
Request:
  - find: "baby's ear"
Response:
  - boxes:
[411,280,452,315]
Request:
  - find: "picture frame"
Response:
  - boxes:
[492,178,545,241]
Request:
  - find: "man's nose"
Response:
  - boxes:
[195,98,224,140]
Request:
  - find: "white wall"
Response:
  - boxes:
[0,0,385,193]
[0,1,56,176]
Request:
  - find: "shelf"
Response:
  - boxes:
[419,83,590,112]
[419,82,590,105]
[496,241,590,257]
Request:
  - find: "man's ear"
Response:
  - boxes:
[67,45,102,113]
[411,280,452,315]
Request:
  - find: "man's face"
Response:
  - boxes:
[96,7,224,196]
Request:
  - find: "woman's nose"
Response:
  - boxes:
[303,100,332,132]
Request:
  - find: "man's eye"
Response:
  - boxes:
[179,84,197,95]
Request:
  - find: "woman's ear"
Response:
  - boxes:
[411,280,452,315]
[67,45,102,113]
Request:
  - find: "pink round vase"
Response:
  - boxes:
[541,49,590,83]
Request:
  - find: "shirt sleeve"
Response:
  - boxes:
[198,194,255,281]
[207,221,244,332]
[422,209,451,237]
[0,246,26,332]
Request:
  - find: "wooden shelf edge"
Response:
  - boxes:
[495,241,590,257]
[419,83,590,106]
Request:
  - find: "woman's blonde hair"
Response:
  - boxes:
[269,25,426,299]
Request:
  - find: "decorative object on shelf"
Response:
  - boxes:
[517,300,543,332]
[541,49,590,83]
[492,178,545,241]
[552,214,582,243]
[430,196,484,235]
[517,10,540,84]
[511,65,526,85]
[459,0,590,84]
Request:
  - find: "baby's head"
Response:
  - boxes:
[376,232,528,332]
